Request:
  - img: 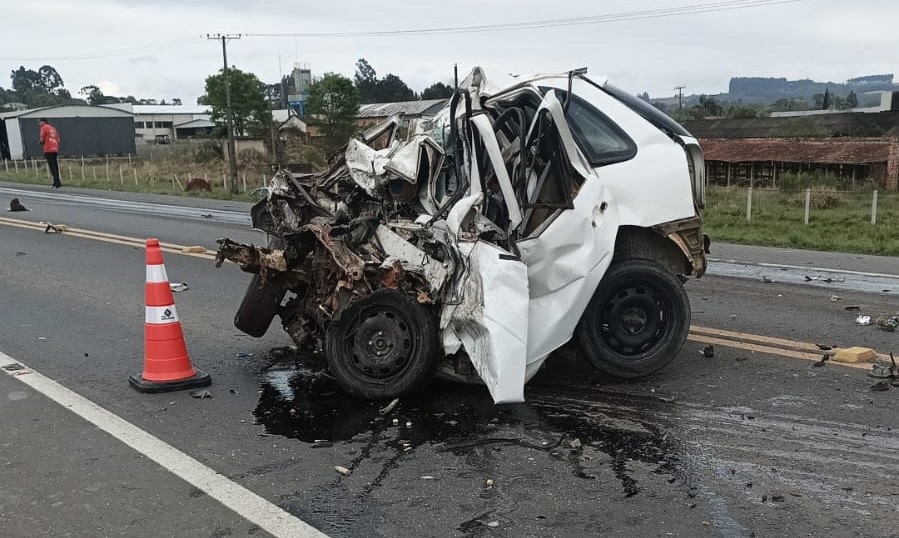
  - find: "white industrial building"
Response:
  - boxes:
[108,103,213,141]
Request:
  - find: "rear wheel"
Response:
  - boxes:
[325,290,441,399]
[576,259,690,379]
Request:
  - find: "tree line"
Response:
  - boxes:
[0,65,180,111]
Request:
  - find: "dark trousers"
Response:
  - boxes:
[45,152,61,187]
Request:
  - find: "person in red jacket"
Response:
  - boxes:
[38,118,62,188]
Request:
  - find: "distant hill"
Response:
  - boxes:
[724,74,896,105]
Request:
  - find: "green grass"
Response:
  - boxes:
[0,166,259,203]
[704,186,899,255]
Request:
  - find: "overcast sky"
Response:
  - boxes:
[1,0,896,104]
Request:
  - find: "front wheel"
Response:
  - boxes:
[576,259,690,379]
[325,290,441,399]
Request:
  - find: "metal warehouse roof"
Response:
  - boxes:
[0,104,134,119]
[131,105,211,115]
[701,137,894,164]
[357,99,447,118]
[174,119,215,129]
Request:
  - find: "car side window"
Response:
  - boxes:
[563,94,636,167]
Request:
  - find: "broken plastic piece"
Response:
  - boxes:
[189,389,213,399]
[170,282,189,292]
[334,465,352,476]
[855,315,872,326]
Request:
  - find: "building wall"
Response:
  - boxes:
[135,113,210,141]
[19,117,137,158]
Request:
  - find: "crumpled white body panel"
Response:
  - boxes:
[441,241,529,404]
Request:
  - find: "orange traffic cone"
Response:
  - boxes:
[130,238,211,393]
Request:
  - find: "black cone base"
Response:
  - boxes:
[129,370,212,393]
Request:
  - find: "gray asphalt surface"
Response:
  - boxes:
[1,182,898,537]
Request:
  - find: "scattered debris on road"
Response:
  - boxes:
[844,305,861,311]
[169,282,189,292]
[830,295,842,302]
[8,198,28,212]
[871,381,891,392]
[235,352,254,358]
[334,465,352,476]
[181,246,206,254]
[876,315,899,332]
[379,398,400,415]
[701,345,715,358]
[189,389,213,399]
[855,315,873,326]
[41,222,67,234]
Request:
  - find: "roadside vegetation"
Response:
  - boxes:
[704,182,899,255]
[4,158,898,256]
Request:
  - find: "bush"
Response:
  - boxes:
[194,141,223,163]
[785,187,841,209]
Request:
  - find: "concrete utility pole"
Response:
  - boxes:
[208,33,241,193]
[675,86,686,110]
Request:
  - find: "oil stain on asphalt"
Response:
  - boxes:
[253,364,689,498]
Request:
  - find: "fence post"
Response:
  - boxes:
[804,188,811,225]
[80,163,85,182]
[134,169,139,186]
[92,167,97,182]
[871,190,878,225]
[746,185,753,222]
[128,154,132,166]
[242,173,247,193]
[222,172,227,192]
[14,159,18,173]
[3,159,7,173]
[119,166,124,184]
[68,165,73,182]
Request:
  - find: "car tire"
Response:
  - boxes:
[325,289,441,399]
[233,273,287,337]
[233,238,286,338]
[576,259,690,379]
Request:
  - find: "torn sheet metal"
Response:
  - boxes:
[374,225,448,293]
[442,241,529,404]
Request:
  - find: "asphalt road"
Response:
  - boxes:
[1,183,898,537]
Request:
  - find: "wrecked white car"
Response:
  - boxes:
[216,67,707,404]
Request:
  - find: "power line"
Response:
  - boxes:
[0,36,205,62]
[245,0,816,38]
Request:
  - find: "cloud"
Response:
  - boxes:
[0,0,895,103]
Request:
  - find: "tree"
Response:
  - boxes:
[202,67,271,137]
[421,81,454,100]
[79,85,106,105]
[38,65,64,93]
[354,58,378,103]
[11,66,42,93]
[821,88,832,110]
[306,72,360,152]
[846,90,858,109]
[376,74,416,102]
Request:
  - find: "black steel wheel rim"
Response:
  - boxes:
[600,282,669,356]
[349,305,414,380]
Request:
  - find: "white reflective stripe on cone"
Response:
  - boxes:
[146,305,179,324]
[146,264,169,284]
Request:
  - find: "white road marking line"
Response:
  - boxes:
[0,351,328,538]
